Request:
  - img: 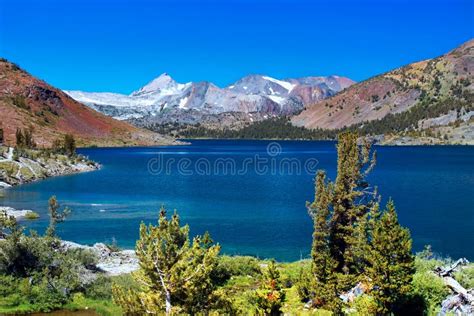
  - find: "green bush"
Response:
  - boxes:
[84,274,137,301]
[278,260,310,288]
[0,274,66,313]
[454,264,474,289]
[0,205,102,314]
[414,254,446,273]
[29,276,68,312]
[24,211,40,220]
[294,266,313,302]
[11,95,29,110]
[84,275,114,300]
[0,274,18,297]
[412,270,449,314]
[67,248,98,268]
[350,294,378,315]
[211,255,261,285]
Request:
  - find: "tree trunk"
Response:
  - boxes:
[165,290,172,315]
[158,274,172,315]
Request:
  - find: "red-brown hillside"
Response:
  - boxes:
[0,59,176,147]
[292,39,473,130]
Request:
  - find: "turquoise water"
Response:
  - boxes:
[1,140,473,261]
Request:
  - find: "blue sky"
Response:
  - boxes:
[0,0,472,94]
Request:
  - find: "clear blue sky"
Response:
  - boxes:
[0,0,472,94]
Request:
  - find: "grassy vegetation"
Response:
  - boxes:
[0,161,19,178]
[24,211,40,220]
[0,257,324,315]
[64,294,123,316]
[10,95,30,111]
[1,254,469,315]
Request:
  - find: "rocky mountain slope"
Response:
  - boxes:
[0,59,177,147]
[292,39,473,132]
[65,74,354,127]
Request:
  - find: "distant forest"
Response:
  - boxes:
[146,94,473,140]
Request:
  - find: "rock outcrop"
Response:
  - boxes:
[62,241,139,276]
[435,258,474,315]
[0,206,34,219]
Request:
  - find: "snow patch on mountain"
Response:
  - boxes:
[65,91,154,108]
[179,96,189,109]
[262,76,296,92]
[267,95,286,105]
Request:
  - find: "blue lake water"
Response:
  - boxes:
[1,140,473,261]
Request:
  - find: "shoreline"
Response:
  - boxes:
[0,146,100,188]
[75,138,189,150]
[1,206,35,219]
[0,206,139,276]
[177,135,474,146]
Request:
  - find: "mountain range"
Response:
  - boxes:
[1,39,472,147]
[65,74,354,127]
[0,59,177,147]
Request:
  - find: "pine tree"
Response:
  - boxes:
[255,260,285,315]
[329,132,376,290]
[23,128,35,149]
[51,138,63,154]
[307,171,339,309]
[63,134,76,157]
[14,128,35,149]
[15,128,24,148]
[304,132,414,315]
[45,196,71,238]
[308,132,377,310]
[306,133,415,314]
[112,208,221,315]
[352,198,380,276]
[366,200,414,314]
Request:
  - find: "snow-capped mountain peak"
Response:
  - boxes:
[130,73,186,97]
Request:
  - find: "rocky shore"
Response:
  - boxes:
[0,146,99,188]
[365,123,474,146]
[62,241,139,276]
[1,205,137,276]
[0,206,35,219]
